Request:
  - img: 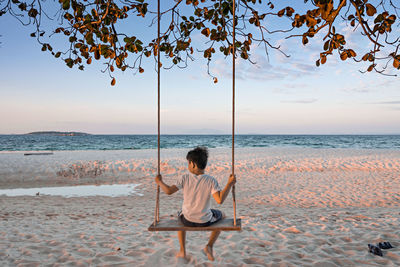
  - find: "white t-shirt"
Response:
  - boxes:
[175,173,221,223]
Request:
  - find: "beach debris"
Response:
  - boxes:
[24,152,54,156]
[36,192,40,196]
[56,161,105,178]
[283,226,301,234]
[368,244,383,256]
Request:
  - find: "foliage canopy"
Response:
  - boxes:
[1,0,399,85]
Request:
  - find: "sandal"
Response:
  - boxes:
[368,244,383,256]
[378,242,394,249]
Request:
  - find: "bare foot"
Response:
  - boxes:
[203,245,214,261]
[176,251,186,259]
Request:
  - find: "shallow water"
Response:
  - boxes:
[0,183,142,197]
[1,134,400,151]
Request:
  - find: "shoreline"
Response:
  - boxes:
[1,147,399,203]
[2,146,400,153]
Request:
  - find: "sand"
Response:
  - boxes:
[1,148,399,266]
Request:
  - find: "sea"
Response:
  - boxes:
[1,135,400,151]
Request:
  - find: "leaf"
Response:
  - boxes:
[62,0,70,10]
[388,15,396,23]
[213,77,218,83]
[323,40,330,51]
[110,65,114,72]
[316,59,320,67]
[367,64,375,72]
[374,14,384,23]
[348,49,356,57]
[340,52,348,61]
[28,8,38,18]
[321,55,327,64]
[302,36,308,45]
[18,3,27,11]
[393,58,400,69]
[139,67,144,73]
[111,78,116,86]
[366,4,377,17]
[368,54,374,62]
[55,52,61,58]
[65,58,73,68]
[285,7,294,17]
[94,50,100,60]
[201,28,210,37]
[277,9,285,17]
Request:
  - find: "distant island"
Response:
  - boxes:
[26,131,91,136]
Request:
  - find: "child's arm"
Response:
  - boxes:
[155,174,179,195]
[212,174,236,204]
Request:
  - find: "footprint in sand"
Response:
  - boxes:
[283,227,302,234]
[125,250,145,257]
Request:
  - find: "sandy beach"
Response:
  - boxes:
[1,148,400,266]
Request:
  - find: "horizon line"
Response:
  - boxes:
[2,133,400,136]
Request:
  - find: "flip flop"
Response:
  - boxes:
[378,242,394,249]
[368,244,383,257]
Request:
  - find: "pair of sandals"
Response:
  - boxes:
[368,242,394,257]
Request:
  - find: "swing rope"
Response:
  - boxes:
[153,0,238,227]
[231,0,237,227]
[154,0,161,226]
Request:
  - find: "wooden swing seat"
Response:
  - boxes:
[148,218,241,231]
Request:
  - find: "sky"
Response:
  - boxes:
[1,0,400,135]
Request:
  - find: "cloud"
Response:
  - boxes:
[341,80,371,93]
[272,83,309,94]
[342,78,399,94]
[365,100,400,111]
[368,101,400,105]
[281,98,318,104]
[209,53,319,82]
[342,87,370,93]
[284,83,308,89]
[205,30,326,82]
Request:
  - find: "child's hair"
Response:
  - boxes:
[186,146,208,169]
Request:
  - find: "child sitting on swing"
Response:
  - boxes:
[155,146,236,261]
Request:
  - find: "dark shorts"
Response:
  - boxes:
[179,209,223,227]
